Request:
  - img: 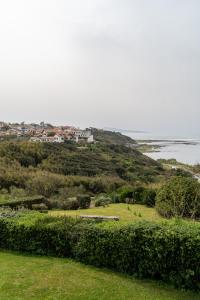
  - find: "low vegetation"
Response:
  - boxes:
[0,211,199,290]
[91,128,137,145]
[0,132,199,295]
[0,251,198,300]
[156,176,200,219]
[50,203,162,223]
[0,137,167,210]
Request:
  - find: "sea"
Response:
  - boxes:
[124,132,200,166]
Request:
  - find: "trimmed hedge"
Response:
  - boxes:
[0,215,199,290]
[0,196,47,209]
[72,222,200,290]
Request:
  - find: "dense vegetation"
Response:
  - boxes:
[91,128,137,145]
[0,131,199,293]
[0,139,161,179]
[0,212,199,290]
[156,177,200,220]
[0,135,167,209]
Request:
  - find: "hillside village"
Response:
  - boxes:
[0,121,94,143]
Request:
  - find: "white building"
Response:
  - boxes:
[74,130,94,143]
[53,135,65,143]
[30,135,65,143]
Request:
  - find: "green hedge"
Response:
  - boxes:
[112,186,157,207]
[0,215,199,290]
[0,196,47,209]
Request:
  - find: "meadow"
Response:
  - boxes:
[49,203,183,223]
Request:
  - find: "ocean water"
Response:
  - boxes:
[125,132,200,165]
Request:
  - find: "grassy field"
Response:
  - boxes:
[0,251,199,300]
[49,203,164,223]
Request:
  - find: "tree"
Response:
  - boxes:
[156,176,200,219]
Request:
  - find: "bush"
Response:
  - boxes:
[63,198,79,210]
[46,199,59,210]
[156,177,200,219]
[32,203,48,211]
[132,187,146,203]
[77,195,91,209]
[132,187,157,207]
[0,215,199,290]
[9,186,27,198]
[115,186,157,207]
[47,197,79,210]
[142,189,157,207]
[95,196,111,207]
[118,186,134,202]
[26,172,66,198]
[0,207,20,218]
[110,193,121,203]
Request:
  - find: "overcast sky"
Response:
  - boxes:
[0,0,200,136]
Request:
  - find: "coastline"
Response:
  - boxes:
[124,132,200,166]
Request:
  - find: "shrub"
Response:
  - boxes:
[0,207,20,218]
[47,197,79,210]
[118,186,134,202]
[173,168,193,178]
[156,176,200,219]
[63,198,79,210]
[142,189,157,207]
[95,196,111,207]
[110,193,121,203]
[46,199,59,210]
[0,189,9,195]
[26,172,66,198]
[132,187,146,203]
[77,195,91,209]
[9,186,27,198]
[57,186,86,199]
[116,186,157,207]
[32,203,48,211]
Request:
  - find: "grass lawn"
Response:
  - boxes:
[49,203,164,223]
[0,251,199,300]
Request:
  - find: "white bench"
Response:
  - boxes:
[80,215,119,221]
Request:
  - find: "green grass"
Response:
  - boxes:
[0,251,198,300]
[49,203,164,223]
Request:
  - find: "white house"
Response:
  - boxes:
[53,135,65,143]
[74,130,94,143]
[30,135,65,143]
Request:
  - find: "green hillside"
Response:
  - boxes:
[91,128,137,145]
[0,131,168,208]
[0,138,163,182]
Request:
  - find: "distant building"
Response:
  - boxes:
[0,121,95,144]
[30,134,65,143]
[74,130,94,143]
[171,166,178,170]
[0,122,9,132]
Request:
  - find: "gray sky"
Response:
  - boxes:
[0,0,200,136]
